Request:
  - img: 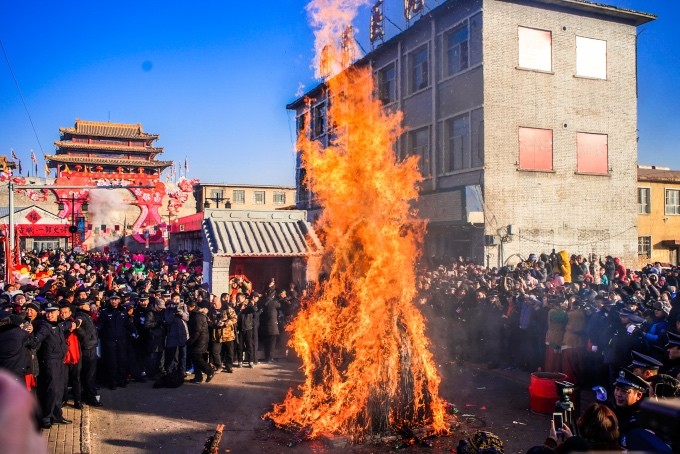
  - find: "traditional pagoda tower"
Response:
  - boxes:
[45,120,174,247]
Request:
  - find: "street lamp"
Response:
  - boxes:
[58,195,88,250]
[203,192,231,209]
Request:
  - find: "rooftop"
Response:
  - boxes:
[54,141,163,154]
[45,154,173,169]
[59,120,160,140]
[638,166,680,184]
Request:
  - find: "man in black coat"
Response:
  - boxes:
[98,293,134,390]
[0,309,32,381]
[187,301,214,383]
[261,290,281,362]
[32,302,75,429]
[74,300,101,407]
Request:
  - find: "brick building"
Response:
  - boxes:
[289,0,655,267]
[637,166,680,267]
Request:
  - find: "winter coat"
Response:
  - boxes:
[74,309,98,351]
[0,321,30,380]
[558,251,571,283]
[545,307,568,350]
[187,310,209,354]
[261,296,281,336]
[209,307,237,343]
[237,304,258,332]
[98,306,133,342]
[143,309,167,353]
[33,319,68,362]
[164,306,189,348]
[561,308,586,350]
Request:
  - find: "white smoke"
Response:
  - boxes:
[87,189,130,248]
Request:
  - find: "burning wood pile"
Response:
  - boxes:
[264,0,451,445]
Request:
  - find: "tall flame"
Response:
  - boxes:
[265,0,447,438]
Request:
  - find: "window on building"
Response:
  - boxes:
[518,127,553,171]
[471,108,484,168]
[576,132,608,174]
[409,46,429,93]
[470,12,483,67]
[638,236,652,257]
[254,191,265,205]
[210,189,224,200]
[518,26,552,72]
[666,189,680,215]
[407,127,430,177]
[273,191,286,205]
[576,36,606,79]
[296,113,307,135]
[312,103,326,137]
[232,190,245,204]
[377,63,397,104]
[444,114,470,173]
[638,188,651,214]
[445,23,468,76]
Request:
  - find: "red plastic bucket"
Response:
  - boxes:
[529,372,567,414]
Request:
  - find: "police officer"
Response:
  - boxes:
[661,331,680,379]
[98,293,134,390]
[610,368,648,437]
[32,302,74,429]
[74,300,102,406]
[628,350,663,381]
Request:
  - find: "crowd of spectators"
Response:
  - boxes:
[417,251,680,452]
[2,246,680,452]
[0,248,298,433]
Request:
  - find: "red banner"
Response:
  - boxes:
[14,224,71,237]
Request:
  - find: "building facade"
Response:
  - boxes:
[290,0,654,267]
[637,166,680,267]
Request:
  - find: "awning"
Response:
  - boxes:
[662,240,680,247]
[203,210,322,257]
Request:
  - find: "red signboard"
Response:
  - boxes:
[14,224,71,237]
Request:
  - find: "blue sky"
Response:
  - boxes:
[0,1,677,187]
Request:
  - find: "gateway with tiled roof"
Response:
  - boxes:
[48,119,171,177]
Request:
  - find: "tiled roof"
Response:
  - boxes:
[0,207,29,217]
[638,167,680,184]
[45,154,172,168]
[203,210,323,257]
[54,141,162,153]
[59,120,159,140]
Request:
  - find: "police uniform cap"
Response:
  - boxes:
[122,301,135,309]
[628,350,663,370]
[43,302,59,312]
[666,331,680,349]
[138,293,150,301]
[613,368,649,392]
[108,292,122,300]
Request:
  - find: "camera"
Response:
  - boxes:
[555,380,575,402]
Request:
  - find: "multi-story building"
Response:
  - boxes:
[289,0,655,267]
[637,166,680,267]
[195,183,295,212]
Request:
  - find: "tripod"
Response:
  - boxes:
[554,381,578,436]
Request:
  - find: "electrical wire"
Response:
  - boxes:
[0,36,45,155]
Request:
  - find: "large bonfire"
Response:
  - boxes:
[265,0,447,439]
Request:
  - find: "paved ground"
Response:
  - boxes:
[42,401,90,454]
[85,356,560,454]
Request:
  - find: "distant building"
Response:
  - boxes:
[173,183,296,256]
[637,166,680,267]
[289,0,655,267]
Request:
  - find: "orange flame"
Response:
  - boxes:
[265,0,447,439]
